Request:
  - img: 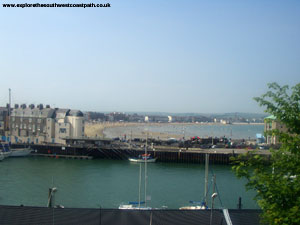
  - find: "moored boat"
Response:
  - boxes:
[179,205,206,210]
[0,152,4,161]
[180,154,216,210]
[119,201,151,210]
[10,148,33,157]
[1,143,11,158]
[128,154,156,163]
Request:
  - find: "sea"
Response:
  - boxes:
[104,123,264,140]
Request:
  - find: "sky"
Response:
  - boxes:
[0,0,299,114]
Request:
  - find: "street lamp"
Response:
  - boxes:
[210,192,218,225]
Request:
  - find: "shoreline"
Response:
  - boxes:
[85,122,264,140]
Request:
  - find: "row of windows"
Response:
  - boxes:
[12,124,44,130]
[12,117,43,123]
[13,111,45,116]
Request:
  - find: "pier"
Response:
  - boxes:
[15,142,271,164]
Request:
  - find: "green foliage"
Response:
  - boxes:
[232,83,300,225]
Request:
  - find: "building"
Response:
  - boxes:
[10,104,84,145]
[256,133,265,144]
[0,106,9,136]
[144,115,169,123]
[264,115,287,145]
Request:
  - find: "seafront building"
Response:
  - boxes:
[9,104,84,144]
[264,115,287,145]
[0,107,9,136]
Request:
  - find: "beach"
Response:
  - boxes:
[84,122,264,140]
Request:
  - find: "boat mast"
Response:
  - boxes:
[204,153,209,205]
[138,162,142,208]
[144,132,148,207]
[8,88,11,143]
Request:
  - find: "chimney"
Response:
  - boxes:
[37,104,43,110]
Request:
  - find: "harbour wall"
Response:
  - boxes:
[13,143,270,165]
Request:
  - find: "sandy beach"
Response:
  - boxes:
[85,122,184,140]
[85,122,264,140]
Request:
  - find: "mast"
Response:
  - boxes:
[212,174,216,208]
[8,88,11,142]
[138,163,142,208]
[204,153,209,205]
[144,132,148,207]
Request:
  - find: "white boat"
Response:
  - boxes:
[2,151,11,158]
[10,148,32,157]
[179,205,206,210]
[0,152,4,161]
[179,154,210,210]
[129,157,156,163]
[129,154,157,163]
[119,204,151,210]
[121,134,153,210]
[1,143,11,158]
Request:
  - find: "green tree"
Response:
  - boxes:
[232,83,300,225]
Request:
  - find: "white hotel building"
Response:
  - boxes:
[10,104,84,145]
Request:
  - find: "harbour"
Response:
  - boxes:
[0,157,258,209]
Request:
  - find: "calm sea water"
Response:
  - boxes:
[0,157,258,209]
[104,124,264,139]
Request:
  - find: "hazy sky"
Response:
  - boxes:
[1,0,299,113]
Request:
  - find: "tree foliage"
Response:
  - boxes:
[232,83,300,225]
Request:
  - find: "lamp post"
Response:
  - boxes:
[210,192,218,225]
[210,174,217,225]
[97,204,102,225]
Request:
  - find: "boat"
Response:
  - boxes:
[179,205,206,210]
[10,148,32,157]
[1,143,11,158]
[119,205,151,210]
[129,154,156,163]
[0,152,4,161]
[179,154,211,210]
[119,201,151,210]
[120,134,153,210]
[1,142,32,157]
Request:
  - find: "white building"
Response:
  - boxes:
[10,104,84,145]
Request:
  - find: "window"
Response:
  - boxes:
[29,118,32,123]
[59,128,67,133]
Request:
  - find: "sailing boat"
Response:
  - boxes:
[10,147,32,157]
[118,162,151,210]
[119,134,152,210]
[179,154,210,210]
[128,154,156,163]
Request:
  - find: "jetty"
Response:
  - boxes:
[14,138,271,164]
